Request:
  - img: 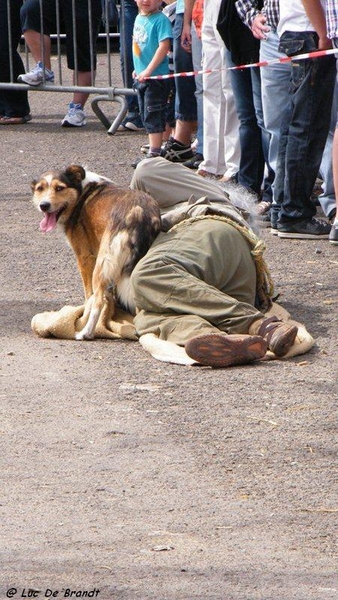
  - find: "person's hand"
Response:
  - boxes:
[181,24,192,52]
[136,69,150,82]
[251,13,270,40]
[318,36,333,51]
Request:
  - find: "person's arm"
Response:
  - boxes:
[235,0,270,39]
[235,0,260,29]
[181,0,196,52]
[137,38,171,81]
[301,0,332,49]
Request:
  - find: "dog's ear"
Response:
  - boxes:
[31,179,38,192]
[65,165,86,185]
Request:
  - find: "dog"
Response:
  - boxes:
[31,164,162,340]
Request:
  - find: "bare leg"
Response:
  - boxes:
[23,30,51,68]
[174,119,196,145]
[72,71,96,107]
[149,132,163,152]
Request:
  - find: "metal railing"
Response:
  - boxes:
[1,0,136,134]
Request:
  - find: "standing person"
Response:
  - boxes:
[217,0,273,204]
[0,0,31,124]
[132,0,172,162]
[196,0,241,181]
[326,0,338,244]
[161,0,196,162]
[118,0,144,131]
[180,0,204,170]
[236,0,337,227]
[271,0,336,238]
[236,0,290,212]
[18,0,102,127]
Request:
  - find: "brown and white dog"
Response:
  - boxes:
[31,164,161,340]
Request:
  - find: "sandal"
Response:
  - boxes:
[0,114,32,125]
[256,316,298,357]
[255,200,272,216]
[185,333,267,368]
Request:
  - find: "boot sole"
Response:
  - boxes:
[185,333,267,368]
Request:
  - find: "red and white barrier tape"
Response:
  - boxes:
[144,47,338,80]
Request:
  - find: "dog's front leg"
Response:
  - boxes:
[69,234,97,300]
[75,261,106,340]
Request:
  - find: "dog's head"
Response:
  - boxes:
[31,165,86,233]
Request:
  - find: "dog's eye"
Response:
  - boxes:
[55,185,65,192]
[36,185,44,192]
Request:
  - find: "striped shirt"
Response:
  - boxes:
[326,0,338,38]
[235,0,279,30]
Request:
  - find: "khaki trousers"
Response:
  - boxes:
[131,219,264,345]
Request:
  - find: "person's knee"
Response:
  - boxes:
[130,156,164,191]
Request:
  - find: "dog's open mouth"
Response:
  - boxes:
[39,207,65,233]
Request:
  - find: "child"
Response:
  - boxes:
[132,0,172,164]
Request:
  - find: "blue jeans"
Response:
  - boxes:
[0,0,30,117]
[272,31,336,225]
[173,13,197,122]
[226,51,266,196]
[260,30,291,180]
[119,0,139,114]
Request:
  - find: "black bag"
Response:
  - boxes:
[216,0,262,66]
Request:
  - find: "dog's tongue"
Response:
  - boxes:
[40,212,57,233]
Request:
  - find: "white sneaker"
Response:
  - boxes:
[17,61,54,86]
[61,103,86,127]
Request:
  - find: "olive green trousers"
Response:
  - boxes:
[131,218,264,345]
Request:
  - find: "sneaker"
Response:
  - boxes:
[131,152,160,169]
[183,153,204,169]
[185,333,267,368]
[277,217,331,239]
[61,103,86,127]
[329,220,338,245]
[18,61,54,86]
[161,137,194,162]
[118,114,144,131]
[255,200,271,216]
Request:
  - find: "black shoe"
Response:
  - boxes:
[277,217,331,239]
[118,114,144,131]
[161,137,194,162]
[131,152,160,169]
[183,152,204,169]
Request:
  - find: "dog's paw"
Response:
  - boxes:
[75,330,95,341]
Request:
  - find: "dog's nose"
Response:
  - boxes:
[39,201,51,212]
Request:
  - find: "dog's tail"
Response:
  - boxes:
[110,192,162,276]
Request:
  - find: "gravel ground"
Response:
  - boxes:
[1,51,338,600]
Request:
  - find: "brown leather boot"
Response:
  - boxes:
[185,333,267,368]
[250,316,298,357]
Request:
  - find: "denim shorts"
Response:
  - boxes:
[134,79,170,134]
